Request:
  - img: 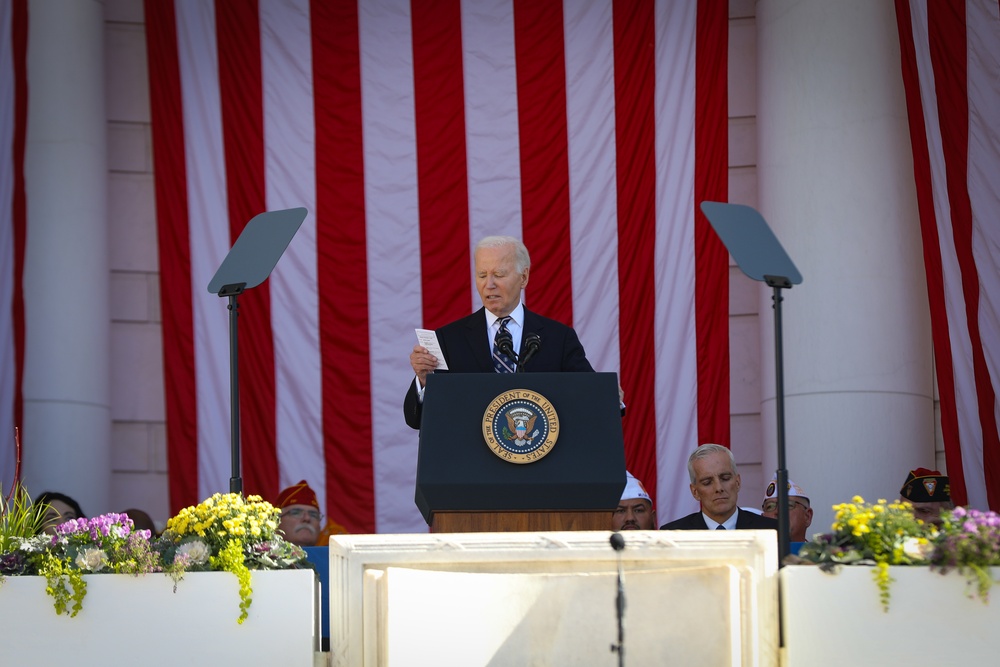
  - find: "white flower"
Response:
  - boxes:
[901,536,931,561]
[75,547,107,572]
[176,540,211,566]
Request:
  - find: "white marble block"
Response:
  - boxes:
[330,530,779,667]
[0,570,320,667]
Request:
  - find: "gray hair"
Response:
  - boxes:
[687,443,737,484]
[475,236,531,274]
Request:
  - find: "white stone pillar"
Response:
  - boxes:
[756,0,934,532]
[21,0,110,516]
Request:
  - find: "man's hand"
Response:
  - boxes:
[410,345,440,387]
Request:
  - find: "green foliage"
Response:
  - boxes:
[0,483,48,553]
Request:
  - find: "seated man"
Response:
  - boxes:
[612,471,656,531]
[899,468,953,527]
[274,480,323,547]
[760,475,813,542]
[660,444,777,531]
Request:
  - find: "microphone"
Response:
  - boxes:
[517,333,541,372]
[610,532,625,551]
[496,328,518,361]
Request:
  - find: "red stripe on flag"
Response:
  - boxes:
[10,0,28,454]
[695,0,730,446]
[928,0,1000,509]
[513,0,573,325]
[411,0,471,328]
[144,0,199,511]
[893,0,967,505]
[216,2,278,499]
[311,0,376,533]
[613,0,659,491]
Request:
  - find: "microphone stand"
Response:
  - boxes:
[610,533,626,667]
[517,334,541,372]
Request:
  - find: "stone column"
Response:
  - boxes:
[756,0,934,532]
[21,0,111,515]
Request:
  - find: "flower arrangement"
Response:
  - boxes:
[0,491,309,623]
[931,506,1000,601]
[795,496,1000,611]
[27,513,157,616]
[157,492,308,623]
[795,496,931,610]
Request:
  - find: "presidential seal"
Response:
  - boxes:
[482,389,559,464]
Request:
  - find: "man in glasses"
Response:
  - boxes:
[275,480,323,547]
[761,475,813,542]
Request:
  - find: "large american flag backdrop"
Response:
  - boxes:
[141,0,729,532]
[895,0,1000,510]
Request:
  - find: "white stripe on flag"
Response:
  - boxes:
[462,0,522,307]
[653,0,700,517]
[260,0,326,507]
[966,0,1000,478]
[359,0,427,533]
[176,0,233,501]
[565,0,621,372]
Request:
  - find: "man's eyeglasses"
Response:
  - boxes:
[762,500,809,514]
[285,508,322,521]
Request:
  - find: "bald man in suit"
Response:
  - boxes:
[404,236,596,430]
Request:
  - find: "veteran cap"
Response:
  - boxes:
[620,471,652,504]
[900,468,951,503]
[763,474,809,503]
[275,480,320,510]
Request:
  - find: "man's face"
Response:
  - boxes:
[689,450,741,524]
[278,503,321,547]
[762,496,813,542]
[475,244,528,318]
[613,499,656,530]
[911,501,948,527]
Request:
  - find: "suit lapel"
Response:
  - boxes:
[461,308,494,373]
[518,308,547,360]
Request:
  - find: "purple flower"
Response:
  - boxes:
[0,552,27,575]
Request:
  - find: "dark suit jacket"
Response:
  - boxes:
[403,307,594,429]
[659,508,778,531]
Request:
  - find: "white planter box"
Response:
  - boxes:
[781,565,1000,666]
[0,569,320,667]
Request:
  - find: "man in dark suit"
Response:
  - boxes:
[404,236,598,430]
[661,443,778,531]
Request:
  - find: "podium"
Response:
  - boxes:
[415,372,626,532]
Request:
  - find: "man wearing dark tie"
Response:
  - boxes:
[660,443,778,531]
[403,236,597,430]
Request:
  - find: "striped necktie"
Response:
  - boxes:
[492,316,516,373]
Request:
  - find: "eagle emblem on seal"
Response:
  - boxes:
[504,407,538,446]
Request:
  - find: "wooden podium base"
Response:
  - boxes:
[429,510,611,533]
